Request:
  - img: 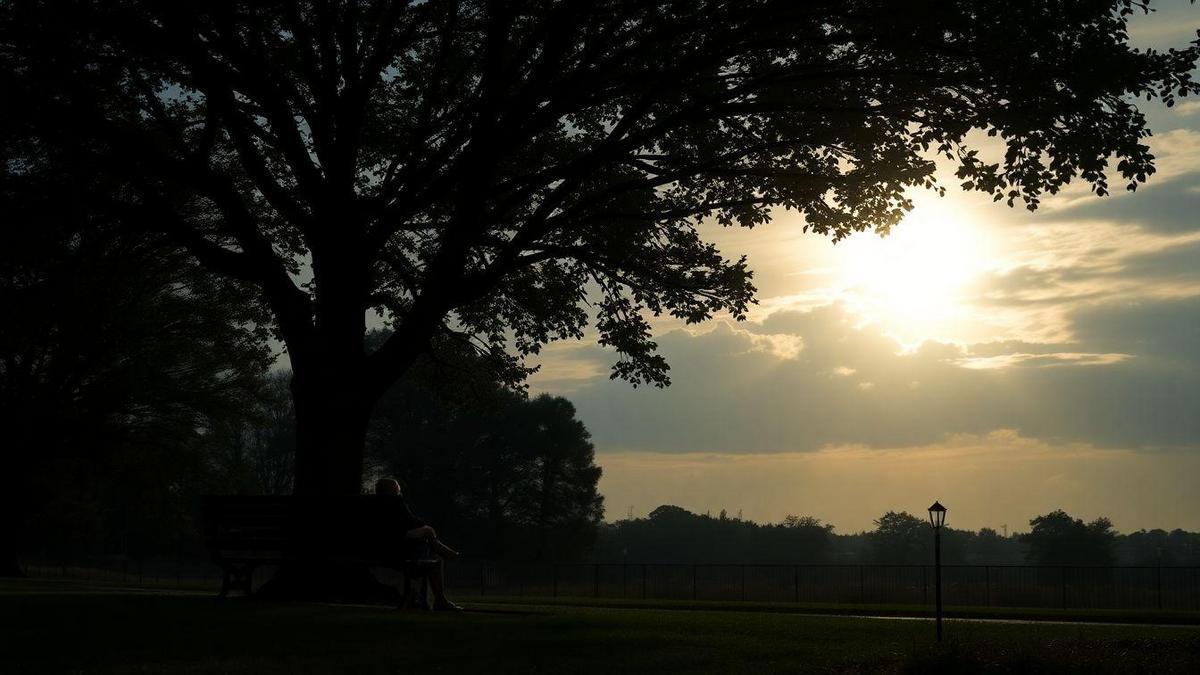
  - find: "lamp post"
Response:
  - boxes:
[928,501,947,642]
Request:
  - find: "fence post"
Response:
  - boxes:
[794,565,799,603]
[741,565,746,601]
[985,565,991,607]
[691,564,697,600]
[622,563,628,599]
[1157,565,1163,611]
[552,563,558,599]
[593,563,600,598]
[922,565,928,606]
[642,564,647,599]
[1061,567,1067,609]
[859,565,865,604]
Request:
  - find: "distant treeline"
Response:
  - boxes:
[594,506,1200,567]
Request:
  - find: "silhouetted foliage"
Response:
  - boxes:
[597,506,835,563]
[0,75,275,573]
[366,339,604,561]
[3,1,1196,497]
[596,506,1200,566]
[208,371,297,496]
[868,511,929,564]
[1023,510,1118,566]
[1120,528,1200,566]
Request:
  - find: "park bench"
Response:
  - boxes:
[200,495,438,607]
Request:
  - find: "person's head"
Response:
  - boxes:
[374,478,402,496]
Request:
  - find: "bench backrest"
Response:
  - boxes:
[200,496,405,561]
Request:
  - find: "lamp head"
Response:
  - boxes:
[928,501,947,529]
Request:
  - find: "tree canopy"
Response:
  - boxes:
[4,1,1197,494]
[1023,509,1119,566]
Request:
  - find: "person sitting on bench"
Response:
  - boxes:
[374,478,462,611]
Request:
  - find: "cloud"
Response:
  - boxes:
[563,299,1200,454]
[957,352,1132,369]
[1045,179,1200,235]
[1175,101,1200,117]
[1147,128,1200,184]
[964,220,1200,344]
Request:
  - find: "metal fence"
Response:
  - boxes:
[446,562,1200,612]
[19,558,1200,612]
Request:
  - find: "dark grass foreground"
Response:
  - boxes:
[2,580,1198,674]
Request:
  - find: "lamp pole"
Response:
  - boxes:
[928,501,947,642]
[934,525,942,641]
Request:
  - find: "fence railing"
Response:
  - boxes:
[19,558,1200,612]
[445,562,1200,612]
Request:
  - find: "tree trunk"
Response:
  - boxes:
[254,356,389,601]
[291,378,372,497]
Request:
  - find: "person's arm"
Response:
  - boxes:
[405,525,436,540]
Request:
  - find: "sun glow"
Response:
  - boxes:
[830,196,994,346]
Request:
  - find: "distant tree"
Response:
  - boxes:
[969,527,1024,565]
[1023,510,1118,566]
[0,215,270,574]
[597,506,835,563]
[782,515,826,530]
[598,508,1199,566]
[648,505,696,523]
[0,37,273,574]
[208,371,297,496]
[773,515,835,563]
[870,511,929,564]
[4,1,1196,509]
[501,395,604,560]
[1120,528,1173,566]
[367,341,603,561]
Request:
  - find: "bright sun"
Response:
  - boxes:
[830,196,992,346]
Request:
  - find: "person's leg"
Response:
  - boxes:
[429,560,462,610]
[430,538,459,559]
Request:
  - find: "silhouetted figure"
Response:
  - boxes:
[374,478,462,611]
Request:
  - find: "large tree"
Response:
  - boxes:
[1023,510,1118,566]
[4,1,1197,497]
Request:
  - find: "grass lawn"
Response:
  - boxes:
[2,579,1199,674]
[468,593,1200,625]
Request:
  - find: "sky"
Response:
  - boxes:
[526,5,1200,535]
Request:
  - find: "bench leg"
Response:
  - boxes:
[219,563,255,598]
[418,576,430,609]
[399,568,432,610]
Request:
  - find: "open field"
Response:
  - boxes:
[23,561,1200,622]
[468,594,1200,626]
[2,579,1199,673]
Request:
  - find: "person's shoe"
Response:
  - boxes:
[433,599,464,612]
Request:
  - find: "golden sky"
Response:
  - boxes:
[528,5,1200,534]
